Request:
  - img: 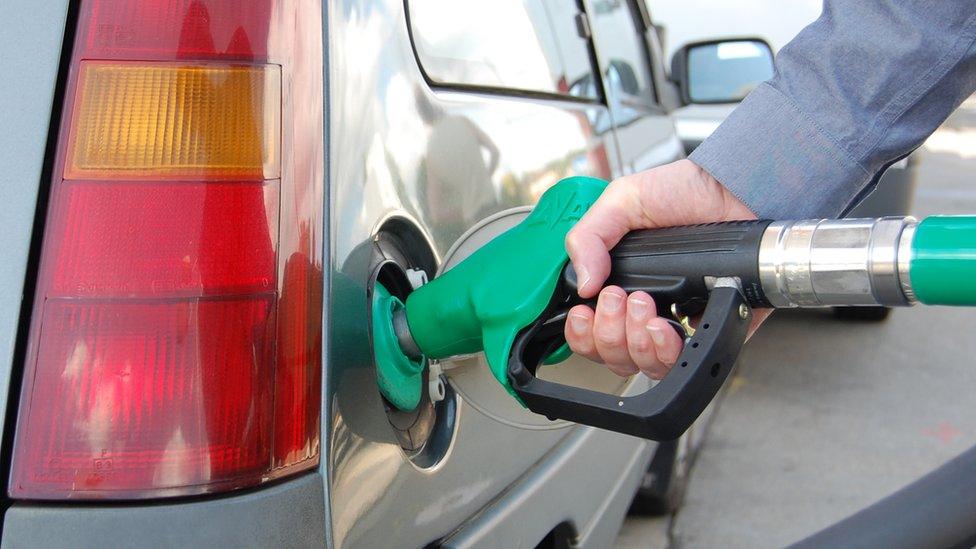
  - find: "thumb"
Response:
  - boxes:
[565,228,610,298]
[565,182,637,298]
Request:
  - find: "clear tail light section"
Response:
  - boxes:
[10,0,324,499]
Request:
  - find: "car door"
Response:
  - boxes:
[326,1,654,546]
[587,0,683,173]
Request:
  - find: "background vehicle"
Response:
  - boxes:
[648,0,919,320]
[0,0,687,546]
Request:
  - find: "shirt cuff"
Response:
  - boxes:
[688,82,872,220]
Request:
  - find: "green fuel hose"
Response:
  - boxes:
[911,216,976,305]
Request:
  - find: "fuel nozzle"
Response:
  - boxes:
[371,175,976,440]
[371,176,608,411]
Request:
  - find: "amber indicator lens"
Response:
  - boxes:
[65,62,280,180]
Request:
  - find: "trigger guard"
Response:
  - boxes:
[507,286,751,441]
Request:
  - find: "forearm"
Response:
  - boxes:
[691,1,976,219]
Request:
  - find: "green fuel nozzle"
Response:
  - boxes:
[373,176,607,411]
[371,176,976,440]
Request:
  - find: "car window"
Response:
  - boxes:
[407,0,599,101]
[588,0,656,109]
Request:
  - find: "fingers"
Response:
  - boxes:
[564,287,687,380]
[564,228,611,299]
[565,304,599,362]
[624,293,684,379]
[645,316,683,371]
[624,292,667,379]
[565,181,640,298]
[592,287,639,376]
[564,290,640,377]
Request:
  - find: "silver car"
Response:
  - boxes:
[1,0,686,546]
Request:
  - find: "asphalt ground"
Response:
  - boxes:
[617,101,976,548]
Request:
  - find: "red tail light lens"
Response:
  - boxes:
[51,182,279,297]
[11,0,323,499]
[27,298,275,491]
[83,0,274,61]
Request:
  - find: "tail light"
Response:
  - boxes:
[10,0,323,499]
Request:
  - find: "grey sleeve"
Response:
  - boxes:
[688,1,976,219]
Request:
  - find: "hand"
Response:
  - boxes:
[563,159,766,379]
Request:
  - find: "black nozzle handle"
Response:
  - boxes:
[563,219,774,313]
[507,285,751,441]
[506,220,771,440]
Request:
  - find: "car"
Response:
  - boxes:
[0,0,688,546]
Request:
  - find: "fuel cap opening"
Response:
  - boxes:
[368,225,456,467]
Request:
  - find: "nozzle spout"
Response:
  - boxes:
[392,307,423,360]
[401,176,609,396]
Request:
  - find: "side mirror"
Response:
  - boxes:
[670,38,773,105]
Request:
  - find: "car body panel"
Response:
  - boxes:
[2,473,327,548]
[0,0,70,455]
[442,425,652,549]
[616,118,685,173]
[326,1,674,546]
[671,103,735,152]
